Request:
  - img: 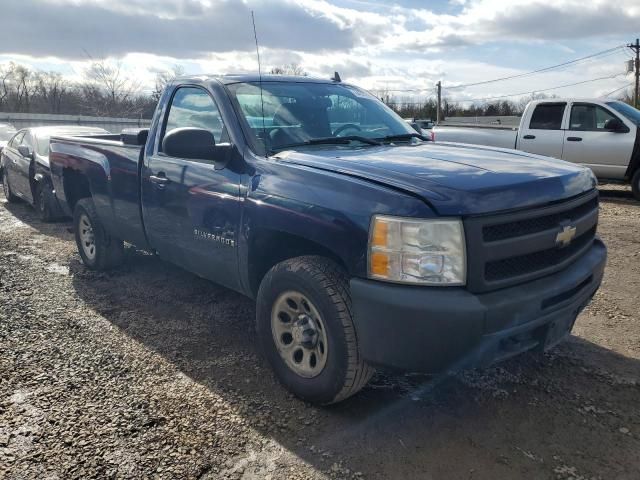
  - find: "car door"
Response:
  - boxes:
[518,102,567,158]
[561,102,635,179]
[13,131,36,203]
[142,85,243,291]
[3,130,26,197]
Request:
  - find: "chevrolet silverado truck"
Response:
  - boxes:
[48,75,606,404]
[432,99,640,200]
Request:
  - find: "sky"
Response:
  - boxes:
[0,0,638,106]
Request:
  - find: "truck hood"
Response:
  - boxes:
[274,142,596,216]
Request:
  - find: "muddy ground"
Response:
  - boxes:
[1,185,639,480]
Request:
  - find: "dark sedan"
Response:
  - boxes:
[1,126,108,220]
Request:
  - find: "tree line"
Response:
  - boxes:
[380,93,560,121]
[0,62,305,119]
[0,59,635,121]
[0,61,160,118]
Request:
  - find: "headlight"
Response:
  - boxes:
[368,215,466,285]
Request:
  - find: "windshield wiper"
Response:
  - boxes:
[377,133,429,143]
[271,135,381,152]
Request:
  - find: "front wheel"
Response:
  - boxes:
[256,256,374,404]
[632,169,640,201]
[73,198,124,270]
[2,171,19,203]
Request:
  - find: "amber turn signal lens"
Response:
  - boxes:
[371,219,388,248]
[370,252,389,276]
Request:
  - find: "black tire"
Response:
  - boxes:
[256,256,374,404]
[73,197,124,270]
[35,181,56,222]
[2,171,19,203]
[632,169,640,201]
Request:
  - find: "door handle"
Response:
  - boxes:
[149,174,169,186]
[566,137,582,142]
[523,135,536,140]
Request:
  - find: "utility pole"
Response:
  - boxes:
[628,38,640,108]
[436,81,442,124]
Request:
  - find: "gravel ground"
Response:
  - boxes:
[1,184,639,480]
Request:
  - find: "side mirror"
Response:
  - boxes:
[604,118,629,133]
[17,145,33,158]
[121,128,149,146]
[162,127,232,169]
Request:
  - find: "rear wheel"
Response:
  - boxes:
[256,256,374,404]
[73,198,124,270]
[632,169,640,201]
[2,171,19,203]
[35,181,56,222]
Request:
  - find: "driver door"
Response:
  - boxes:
[142,85,243,292]
[561,102,634,179]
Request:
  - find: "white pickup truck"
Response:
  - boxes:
[432,99,640,200]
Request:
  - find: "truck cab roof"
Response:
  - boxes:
[527,97,621,105]
[174,73,342,86]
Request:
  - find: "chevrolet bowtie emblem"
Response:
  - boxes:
[556,225,577,248]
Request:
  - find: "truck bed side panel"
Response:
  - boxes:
[434,125,518,149]
[50,138,148,248]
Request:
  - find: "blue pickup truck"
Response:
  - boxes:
[49,74,606,404]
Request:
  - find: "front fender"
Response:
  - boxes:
[239,158,436,286]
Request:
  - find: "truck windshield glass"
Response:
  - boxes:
[226,81,415,155]
[606,101,640,127]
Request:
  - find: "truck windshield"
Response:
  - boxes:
[606,101,640,127]
[226,81,416,155]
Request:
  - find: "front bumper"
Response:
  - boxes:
[350,239,606,373]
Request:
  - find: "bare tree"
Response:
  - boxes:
[152,65,185,101]
[83,59,142,116]
[0,65,14,111]
[36,72,69,114]
[269,63,307,76]
[13,64,38,112]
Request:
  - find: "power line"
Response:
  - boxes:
[383,88,435,93]
[443,45,626,90]
[448,73,624,104]
[604,82,633,97]
[376,45,627,95]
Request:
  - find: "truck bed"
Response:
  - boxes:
[433,124,519,149]
[49,134,149,248]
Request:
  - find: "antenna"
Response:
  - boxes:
[331,71,342,83]
[251,11,268,158]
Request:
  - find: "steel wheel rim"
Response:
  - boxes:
[79,213,96,261]
[271,290,329,378]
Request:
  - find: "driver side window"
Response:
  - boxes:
[9,131,25,148]
[570,104,618,131]
[162,87,225,149]
[21,132,34,148]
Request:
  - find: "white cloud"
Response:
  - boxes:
[0,0,637,103]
